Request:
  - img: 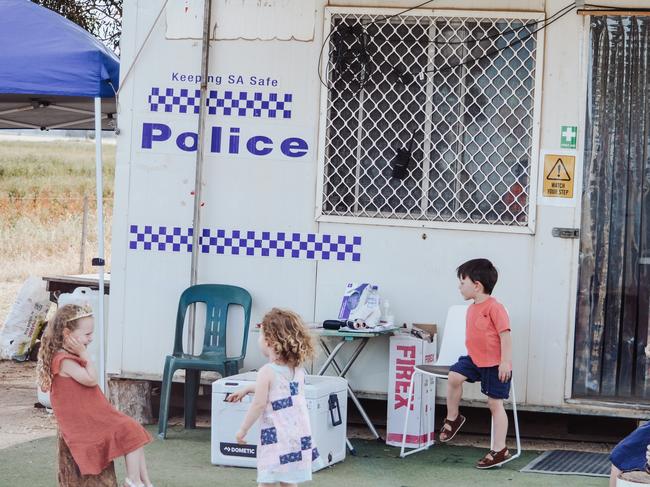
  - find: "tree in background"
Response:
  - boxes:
[32,0,122,53]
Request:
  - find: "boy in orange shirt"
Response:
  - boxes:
[439,258,513,469]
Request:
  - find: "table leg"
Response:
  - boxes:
[317,339,346,375]
[338,338,369,377]
[319,339,383,441]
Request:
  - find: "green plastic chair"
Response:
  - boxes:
[158,284,252,439]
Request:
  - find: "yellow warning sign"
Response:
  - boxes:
[543,154,575,198]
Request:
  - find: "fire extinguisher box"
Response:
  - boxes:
[386,325,437,448]
[211,372,348,471]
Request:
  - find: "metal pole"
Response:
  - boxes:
[79,194,88,273]
[93,97,106,392]
[188,0,213,354]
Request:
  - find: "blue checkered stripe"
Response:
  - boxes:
[129,225,193,252]
[271,397,293,411]
[129,226,362,262]
[148,87,292,119]
[280,451,302,465]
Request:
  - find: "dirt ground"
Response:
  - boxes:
[0,360,57,449]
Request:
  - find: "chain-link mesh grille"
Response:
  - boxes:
[320,12,539,227]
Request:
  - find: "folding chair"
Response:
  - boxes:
[400,304,521,462]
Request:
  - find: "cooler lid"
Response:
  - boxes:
[211,372,256,393]
[304,375,348,399]
[211,372,347,397]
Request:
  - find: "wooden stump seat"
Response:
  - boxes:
[57,433,117,487]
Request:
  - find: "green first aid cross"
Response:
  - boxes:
[561,125,578,149]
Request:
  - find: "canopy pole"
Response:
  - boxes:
[94,97,106,392]
[188,0,213,355]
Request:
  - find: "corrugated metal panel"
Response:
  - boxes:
[166,0,316,41]
[573,15,650,401]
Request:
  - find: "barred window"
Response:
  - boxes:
[317,10,543,230]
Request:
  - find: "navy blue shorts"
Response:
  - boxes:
[610,422,650,472]
[449,355,511,400]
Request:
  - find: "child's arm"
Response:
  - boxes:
[59,357,98,387]
[59,336,98,387]
[235,365,273,444]
[226,383,256,402]
[498,330,512,383]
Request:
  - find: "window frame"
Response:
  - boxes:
[315,7,545,234]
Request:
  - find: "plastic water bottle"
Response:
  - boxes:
[380,299,394,327]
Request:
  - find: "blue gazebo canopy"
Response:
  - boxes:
[0,0,119,129]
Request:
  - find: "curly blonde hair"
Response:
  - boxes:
[260,308,315,367]
[37,304,93,391]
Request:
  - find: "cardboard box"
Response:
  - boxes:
[411,323,438,343]
[386,325,437,448]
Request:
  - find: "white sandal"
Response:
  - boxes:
[123,479,144,487]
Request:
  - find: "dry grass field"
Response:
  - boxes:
[0,137,115,325]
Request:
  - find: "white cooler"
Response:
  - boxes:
[211,372,347,471]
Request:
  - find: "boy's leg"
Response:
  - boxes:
[442,357,481,442]
[487,397,508,452]
[446,371,467,421]
[439,371,468,442]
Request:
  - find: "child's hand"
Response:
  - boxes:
[235,429,247,444]
[63,336,86,357]
[498,362,512,383]
[226,389,249,402]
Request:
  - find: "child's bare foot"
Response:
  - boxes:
[439,414,465,442]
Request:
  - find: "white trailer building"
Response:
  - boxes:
[108,0,650,417]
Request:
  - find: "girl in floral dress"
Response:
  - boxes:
[228,308,318,487]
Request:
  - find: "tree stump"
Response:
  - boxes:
[58,433,117,487]
[108,379,154,425]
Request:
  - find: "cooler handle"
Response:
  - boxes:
[328,393,342,427]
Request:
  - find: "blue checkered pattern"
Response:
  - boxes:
[300,436,312,450]
[279,451,302,465]
[148,87,292,119]
[128,226,362,262]
[260,427,278,445]
[128,225,193,252]
[271,397,293,411]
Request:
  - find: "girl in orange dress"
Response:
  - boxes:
[38,304,154,487]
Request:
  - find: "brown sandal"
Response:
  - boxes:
[476,447,512,469]
[438,414,466,443]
